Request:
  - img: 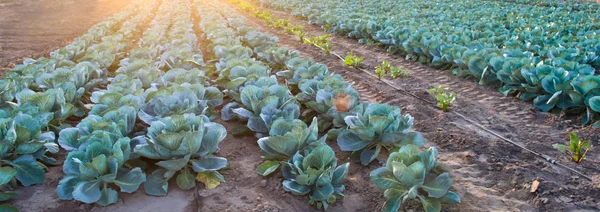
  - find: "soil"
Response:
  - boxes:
[2,0,600,212]
[0,0,133,72]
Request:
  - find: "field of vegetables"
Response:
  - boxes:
[0,0,599,211]
[262,0,600,127]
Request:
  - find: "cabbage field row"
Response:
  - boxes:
[0,0,459,211]
[261,0,600,127]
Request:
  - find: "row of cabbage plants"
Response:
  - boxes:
[261,0,600,127]
[0,0,152,105]
[0,1,160,210]
[55,0,229,205]
[198,0,350,209]
[201,0,460,211]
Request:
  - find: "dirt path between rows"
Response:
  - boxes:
[0,0,133,71]
[224,1,600,211]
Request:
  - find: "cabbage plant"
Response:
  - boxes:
[99,74,144,96]
[57,136,146,206]
[532,67,586,112]
[58,106,138,152]
[571,75,600,126]
[156,68,211,87]
[214,45,253,61]
[257,46,300,69]
[297,75,360,131]
[215,59,269,86]
[221,77,300,137]
[337,103,425,165]
[134,114,228,196]
[242,31,278,56]
[0,114,58,187]
[278,57,329,87]
[88,92,143,116]
[256,118,325,176]
[34,62,104,94]
[12,87,83,127]
[282,145,349,209]
[370,145,460,212]
[218,64,270,102]
[139,83,223,124]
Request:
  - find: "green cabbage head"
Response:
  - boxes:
[134,114,228,196]
[370,145,460,212]
[281,145,349,210]
[337,103,425,165]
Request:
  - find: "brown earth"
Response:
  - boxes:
[2,0,600,212]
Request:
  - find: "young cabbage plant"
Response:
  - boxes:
[134,114,228,196]
[428,86,456,112]
[296,74,351,103]
[256,118,325,176]
[58,106,138,152]
[139,83,223,124]
[214,45,254,62]
[242,31,279,55]
[219,64,271,102]
[571,75,600,127]
[157,68,211,87]
[221,77,300,137]
[257,46,300,70]
[36,61,103,88]
[157,44,205,71]
[371,145,460,212]
[531,67,589,112]
[0,114,58,187]
[337,103,425,165]
[12,87,83,127]
[343,51,364,68]
[0,172,18,212]
[99,74,145,97]
[553,132,593,164]
[282,145,349,209]
[278,57,329,87]
[297,76,360,131]
[88,92,143,116]
[57,136,146,206]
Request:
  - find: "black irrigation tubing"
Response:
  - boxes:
[304,39,594,182]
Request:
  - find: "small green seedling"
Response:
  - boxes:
[254,10,275,22]
[304,34,332,54]
[271,19,290,29]
[428,86,456,112]
[553,132,592,164]
[294,30,306,42]
[390,65,410,78]
[375,60,391,80]
[343,51,364,68]
[285,25,305,40]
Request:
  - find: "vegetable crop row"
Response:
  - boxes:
[0,0,463,211]
[201,0,461,211]
[261,0,600,127]
[0,0,156,105]
[0,1,160,210]
[56,0,228,205]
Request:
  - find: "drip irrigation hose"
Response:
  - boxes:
[306,42,593,182]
